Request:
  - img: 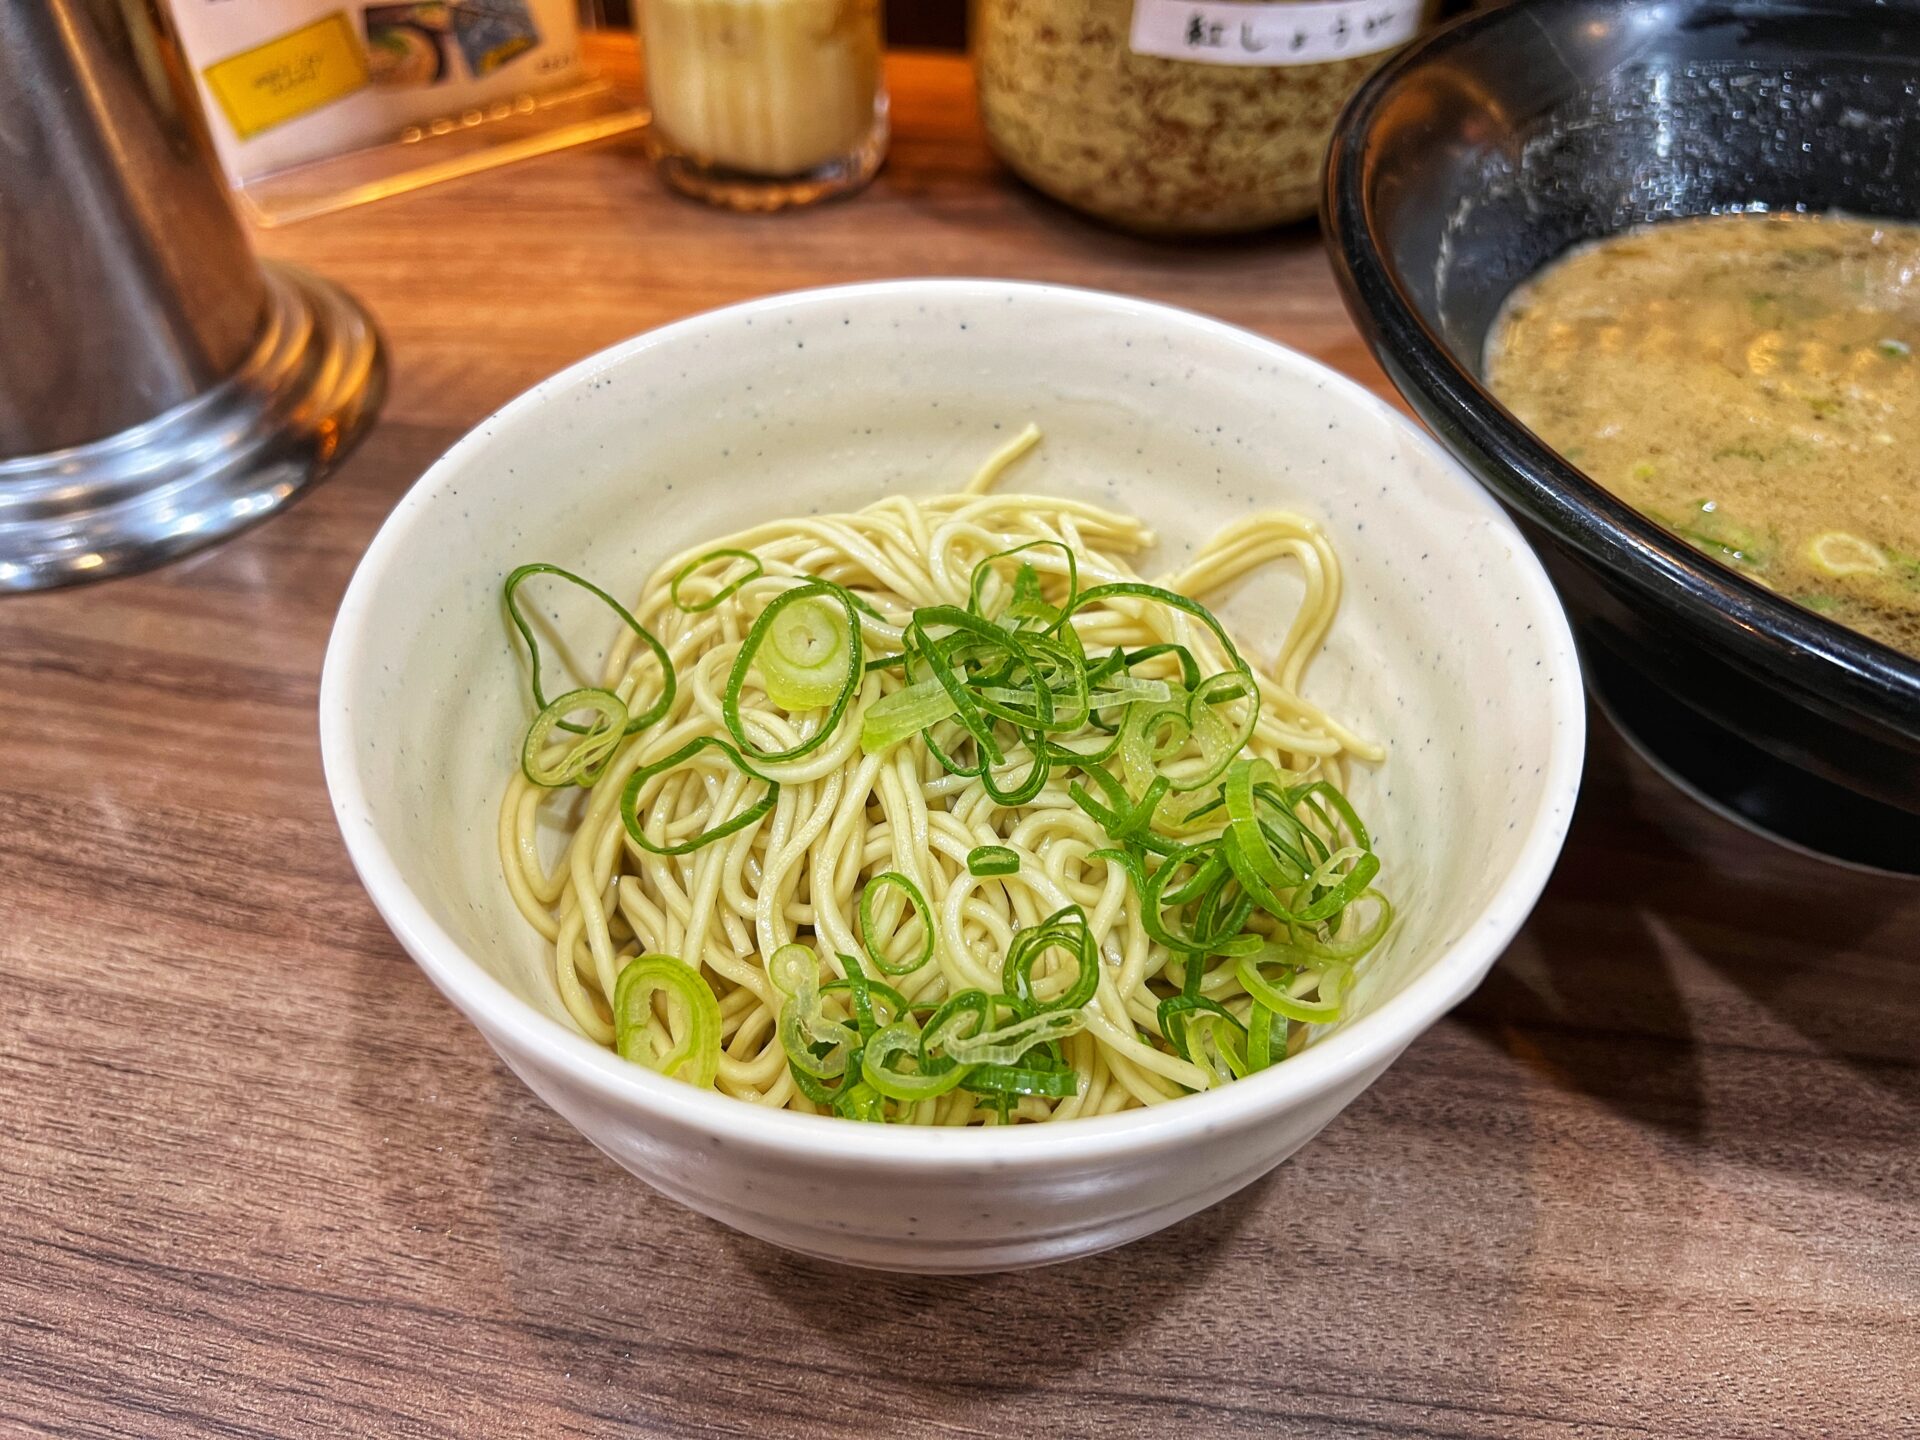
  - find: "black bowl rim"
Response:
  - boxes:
[1322,0,1920,739]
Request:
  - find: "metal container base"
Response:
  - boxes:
[0,260,385,592]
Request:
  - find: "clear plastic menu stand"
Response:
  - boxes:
[167,0,645,226]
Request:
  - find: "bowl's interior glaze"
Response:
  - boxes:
[328,283,1578,1072]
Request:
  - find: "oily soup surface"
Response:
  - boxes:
[1486,213,1920,657]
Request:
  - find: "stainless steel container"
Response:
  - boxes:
[0,0,385,590]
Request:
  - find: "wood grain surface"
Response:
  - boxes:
[3,48,1915,1440]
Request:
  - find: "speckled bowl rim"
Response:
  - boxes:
[319,279,1586,1168]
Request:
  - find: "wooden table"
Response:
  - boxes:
[6,50,1915,1439]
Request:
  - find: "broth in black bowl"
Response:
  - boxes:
[1325,0,1920,872]
[1486,212,1920,659]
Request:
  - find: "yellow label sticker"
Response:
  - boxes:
[202,12,369,140]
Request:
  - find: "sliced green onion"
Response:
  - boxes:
[1087,676,1175,708]
[619,736,778,856]
[966,540,1079,628]
[613,955,721,1088]
[1002,905,1100,1014]
[964,1061,1079,1099]
[1244,1003,1282,1073]
[987,631,1091,733]
[1224,759,1292,868]
[767,942,820,998]
[1222,818,1375,928]
[1095,842,1263,958]
[521,687,628,787]
[1234,950,1344,1025]
[1118,696,1192,798]
[915,605,1072,734]
[861,1021,970,1102]
[504,563,675,734]
[1806,530,1889,578]
[669,548,763,613]
[978,682,1155,712]
[1272,890,1395,964]
[1096,641,1203,692]
[1071,769,1176,856]
[975,740,1052,807]
[862,677,961,754]
[966,845,1020,877]
[1005,563,1050,626]
[1156,995,1246,1085]
[787,1060,845,1108]
[858,872,935,976]
[832,1080,888,1122]
[1290,776,1373,853]
[774,943,862,1094]
[1177,671,1255,793]
[942,1008,1084,1067]
[820,975,908,1028]
[724,579,863,764]
[779,995,858,1081]
[900,615,1015,769]
[759,595,855,711]
[1061,581,1257,792]
[824,949,904,1036]
[919,989,995,1064]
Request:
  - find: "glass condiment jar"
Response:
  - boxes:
[638,0,888,210]
[972,0,1431,235]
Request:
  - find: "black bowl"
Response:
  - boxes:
[1324,0,1920,873]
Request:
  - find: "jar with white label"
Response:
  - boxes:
[638,0,888,210]
[972,0,1430,234]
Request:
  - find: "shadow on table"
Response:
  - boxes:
[457,1061,1276,1424]
[1456,706,1918,1176]
[728,1165,1272,1367]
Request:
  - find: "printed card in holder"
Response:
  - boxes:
[171,2,645,226]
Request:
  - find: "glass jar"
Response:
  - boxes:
[972,0,1431,235]
[638,0,888,210]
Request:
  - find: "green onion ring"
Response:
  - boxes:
[1061,581,1258,789]
[669,548,763,613]
[824,950,907,1037]
[521,687,628,788]
[966,845,1020,878]
[1234,951,1344,1025]
[767,942,820,998]
[942,1008,1084,1067]
[724,579,864,764]
[1002,905,1100,1014]
[964,1061,1079,1099]
[832,1080,888,1122]
[504,563,675,734]
[1157,994,1247,1083]
[919,989,996,1073]
[759,594,855,711]
[779,998,857,1082]
[619,736,778,856]
[967,539,1080,627]
[858,872,936,976]
[1244,1003,1282,1073]
[613,955,721,1088]
[861,677,959,754]
[861,1021,970,1102]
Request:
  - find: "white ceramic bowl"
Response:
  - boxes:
[320,281,1585,1273]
